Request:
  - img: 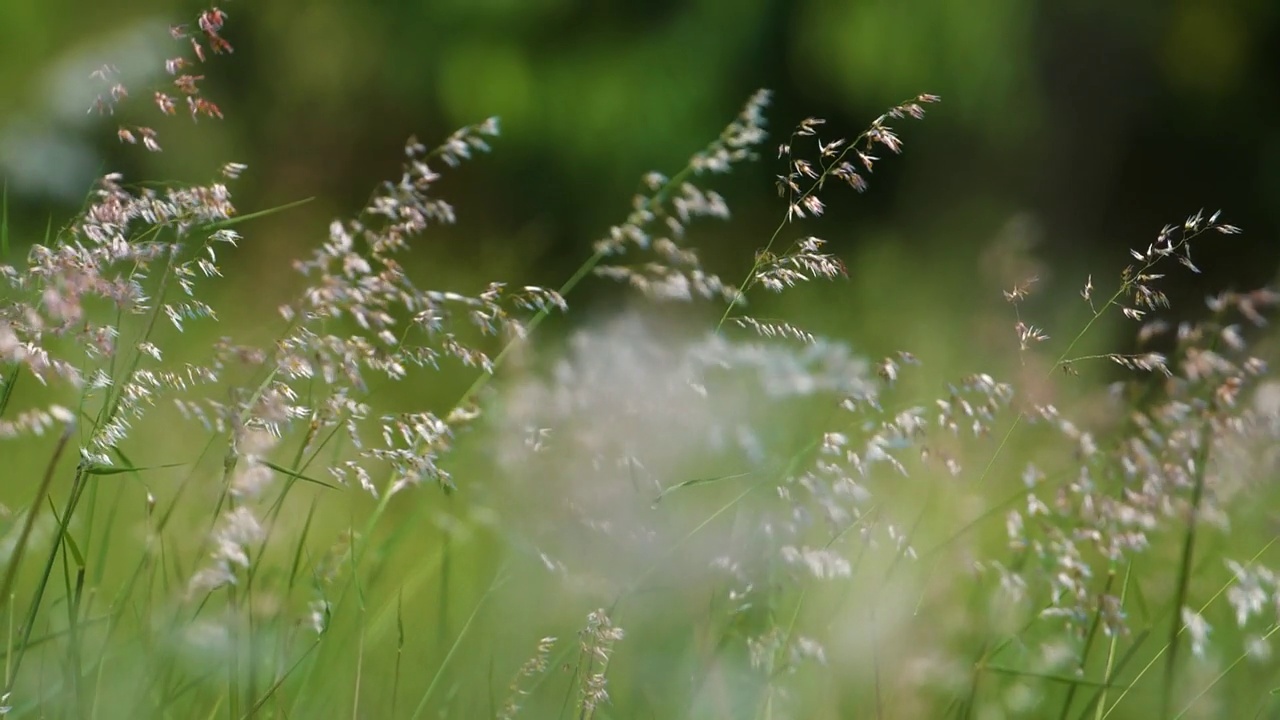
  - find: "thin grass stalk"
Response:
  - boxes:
[439,513,451,651]
[246,577,258,720]
[51,498,88,718]
[1,430,75,701]
[1075,629,1149,720]
[1100,524,1280,718]
[4,600,11,705]
[959,641,990,720]
[1160,418,1214,718]
[351,621,364,720]
[714,96,927,333]
[1173,622,1280,718]
[0,366,19,420]
[1058,571,1116,720]
[91,435,219,712]
[9,469,85,698]
[94,229,170,433]
[86,457,127,589]
[410,567,508,720]
[391,589,404,719]
[0,425,71,615]
[451,159,702,413]
[241,637,320,719]
[1089,563,1132,720]
[227,581,241,720]
[1,182,9,258]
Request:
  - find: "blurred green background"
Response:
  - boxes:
[3,0,1278,329]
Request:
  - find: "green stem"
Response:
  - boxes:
[1160,418,1214,717]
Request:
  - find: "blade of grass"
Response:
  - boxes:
[0,366,19,420]
[1102,535,1279,717]
[80,461,185,476]
[983,665,1114,688]
[242,638,320,718]
[1076,628,1151,720]
[1,181,8,258]
[0,611,114,661]
[438,511,451,650]
[651,471,754,505]
[5,462,87,699]
[410,566,510,720]
[49,496,87,717]
[1087,562,1133,720]
[352,619,365,720]
[392,589,404,719]
[1174,622,1280,719]
[258,460,339,490]
[1058,571,1116,720]
[0,424,72,611]
[1160,419,1214,718]
[286,498,320,593]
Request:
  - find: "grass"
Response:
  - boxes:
[1,4,1279,719]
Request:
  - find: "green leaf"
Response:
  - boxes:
[260,460,339,490]
[81,461,184,476]
[652,471,754,505]
[47,498,85,567]
[0,365,19,417]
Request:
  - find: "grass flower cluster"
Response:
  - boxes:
[0,5,1278,719]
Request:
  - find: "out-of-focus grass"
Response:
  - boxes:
[10,224,1276,718]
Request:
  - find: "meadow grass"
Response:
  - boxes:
[1,5,1279,719]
